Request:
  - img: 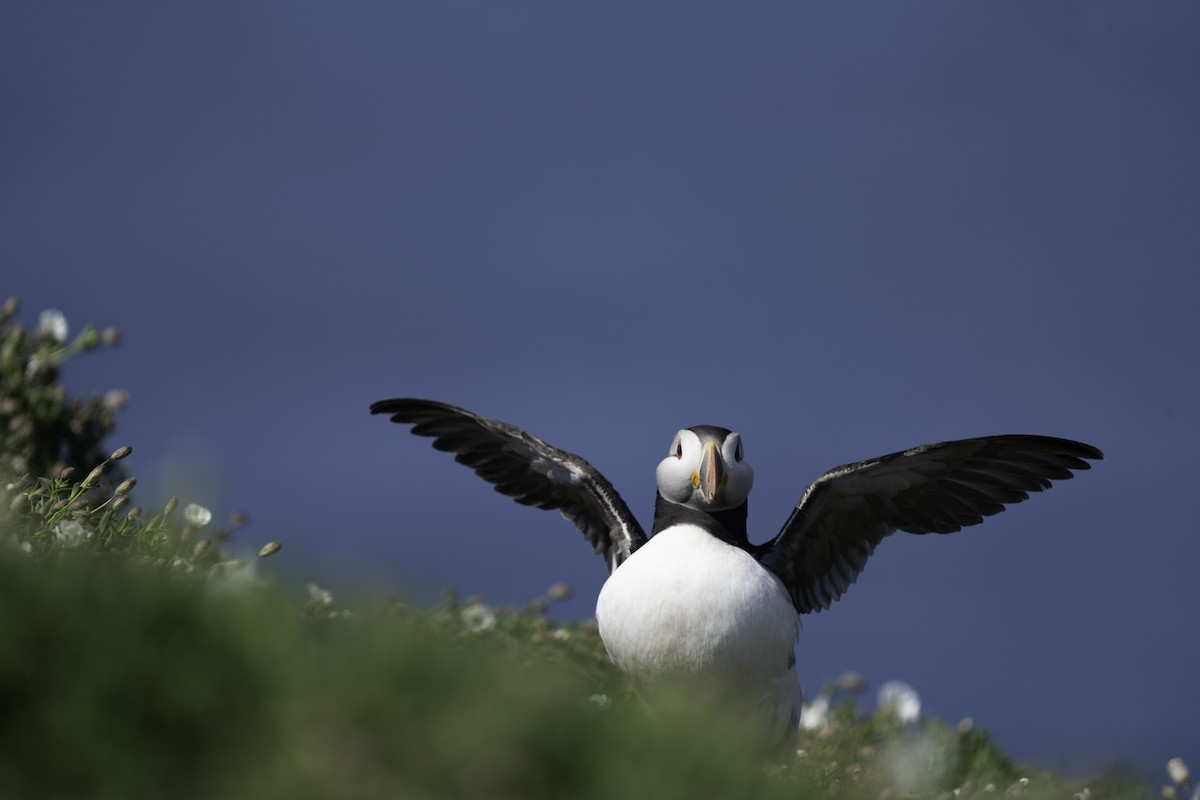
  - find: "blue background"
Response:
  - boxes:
[4,1,1198,777]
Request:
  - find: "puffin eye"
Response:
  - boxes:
[674,440,683,459]
[734,439,744,462]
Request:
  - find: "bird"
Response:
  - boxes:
[370,398,1102,745]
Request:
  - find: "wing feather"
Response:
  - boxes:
[759,435,1102,613]
[371,398,647,572]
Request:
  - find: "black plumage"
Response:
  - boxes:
[759,436,1103,613]
[372,399,1102,613]
[370,399,646,573]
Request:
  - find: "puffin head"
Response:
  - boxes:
[655,425,754,512]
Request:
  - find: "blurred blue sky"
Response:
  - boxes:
[3,1,1198,778]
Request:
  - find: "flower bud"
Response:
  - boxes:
[1167,759,1189,787]
[114,477,136,496]
[258,541,282,558]
[835,672,868,693]
[101,327,122,347]
[164,496,179,516]
[82,464,106,488]
[193,539,212,559]
[58,466,76,481]
[127,506,142,519]
[78,326,100,349]
[9,492,28,512]
[109,445,132,461]
[546,582,574,601]
[103,390,130,412]
[0,296,18,321]
[112,495,130,513]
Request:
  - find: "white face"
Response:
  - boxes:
[655,428,754,511]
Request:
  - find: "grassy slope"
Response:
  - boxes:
[0,548,1152,800]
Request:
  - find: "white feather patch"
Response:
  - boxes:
[596,524,801,740]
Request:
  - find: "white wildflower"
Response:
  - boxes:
[1003,777,1032,796]
[208,560,259,594]
[460,602,496,633]
[588,693,611,710]
[306,583,334,608]
[880,730,947,795]
[551,627,571,641]
[54,519,92,548]
[878,680,921,723]
[38,309,68,342]
[171,557,194,573]
[2,534,33,555]
[183,503,212,527]
[1005,777,1029,795]
[799,695,830,731]
[1168,759,1190,786]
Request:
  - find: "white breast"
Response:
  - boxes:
[595,524,802,740]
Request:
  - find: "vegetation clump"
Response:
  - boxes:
[0,298,125,490]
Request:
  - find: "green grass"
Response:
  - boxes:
[0,542,1157,800]
[0,550,775,800]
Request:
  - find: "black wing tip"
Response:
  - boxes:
[989,435,1104,463]
[370,397,461,420]
[370,397,412,415]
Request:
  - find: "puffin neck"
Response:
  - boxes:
[651,493,751,551]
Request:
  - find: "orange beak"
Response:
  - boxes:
[698,441,725,504]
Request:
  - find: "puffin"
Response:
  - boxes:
[370,398,1101,744]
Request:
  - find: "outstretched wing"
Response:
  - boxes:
[371,398,647,572]
[758,435,1102,614]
